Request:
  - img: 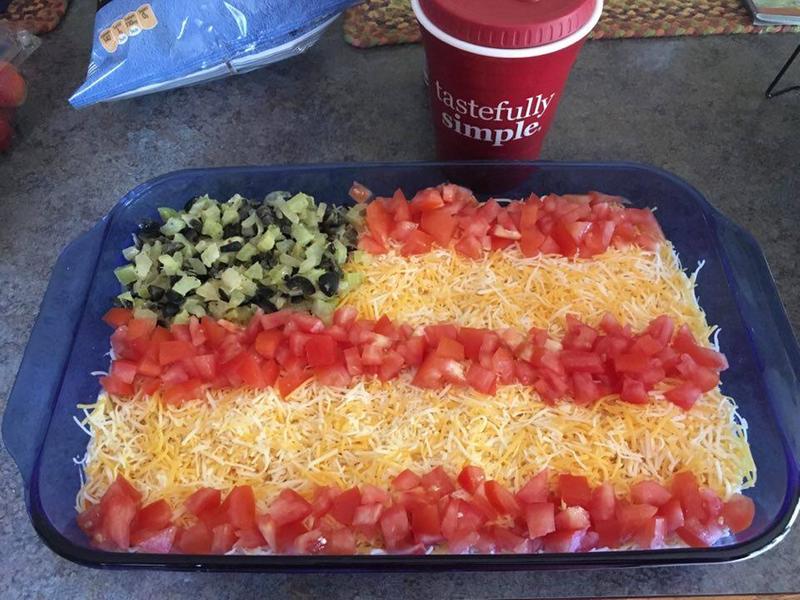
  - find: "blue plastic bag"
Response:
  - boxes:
[69,0,359,108]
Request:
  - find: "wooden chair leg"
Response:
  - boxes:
[766,43,800,98]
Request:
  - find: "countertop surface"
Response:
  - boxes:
[1,2,799,598]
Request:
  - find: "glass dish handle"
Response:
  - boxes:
[1,221,106,488]
[712,212,800,463]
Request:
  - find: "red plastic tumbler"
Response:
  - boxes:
[412,0,603,161]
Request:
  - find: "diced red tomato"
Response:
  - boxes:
[488,526,528,553]
[361,484,390,505]
[225,485,256,530]
[100,374,134,397]
[658,497,685,532]
[457,466,485,495]
[159,340,195,366]
[349,181,372,204]
[261,359,279,386]
[97,491,138,549]
[235,352,267,388]
[555,506,591,531]
[400,230,434,256]
[620,377,648,405]
[721,494,755,533]
[671,471,704,521]
[127,317,157,340]
[560,351,604,373]
[185,488,221,516]
[111,360,138,383]
[317,527,353,555]
[257,514,299,553]
[634,516,666,549]
[359,234,387,254]
[423,323,458,346]
[420,208,458,247]
[387,189,412,220]
[162,379,203,405]
[103,307,133,328]
[253,329,282,359]
[630,480,672,507]
[177,523,212,554]
[315,364,351,387]
[378,351,405,381]
[310,485,340,518]
[435,337,465,360]
[558,474,592,508]
[131,499,172,533]
[235,528,267,549]
[380,505,411,549]
[343,347,364,377]
[673,325,728,370]
[268,489,313,526]
[410,503,442,544]
[699,487,723,523]
[276,369,312,398]
[137,376,161,395]
[466,363,497,395]
[210,524,237,554]
[420,466,455,499]
[330,487,361,526]
[135,526,177,553]
[516,469,549,505]
[617,502,658,539]
[491,346,515,384]
[665,381,702,410]
[484,480,521,516]
[192,354,217,381]
[392,469,422,491]
[676,517,724,548]
[589,482,617,522]
[287,528,327,554]
[333,306,358,328]
[524,502,556,539]
[454,235,483,259]
[304,334,339,367]
[410,187,445,214]
[543,529,584,552]
[593,519,623,548]
[614,352,651,373]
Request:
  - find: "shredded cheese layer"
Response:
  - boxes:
[341,244,714,340]
[77,379,753,511]
[77,243,756,511]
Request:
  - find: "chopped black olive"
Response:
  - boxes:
[318,271,340,297]
[149,286,165,302]
[183,228,200,243]
[256,204,275,224]
[138,219,161,239]
[220,241,243,253]
[165,289,184,305]
[162,241,183,254]
[285,276,316,296]
[222,223,242,238]
[255,298,278,312]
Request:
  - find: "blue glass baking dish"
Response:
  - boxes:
[4,161,800,571]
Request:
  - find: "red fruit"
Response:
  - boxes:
[0,62,26,108]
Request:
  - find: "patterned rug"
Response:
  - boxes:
[343,0,800,48]
[0,0,68,35]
